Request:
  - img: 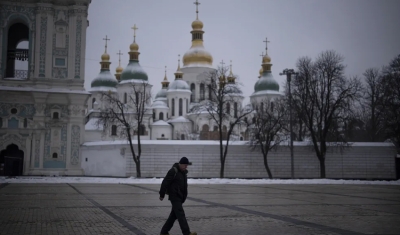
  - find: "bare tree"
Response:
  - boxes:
[191,65,253,178]
[96,81,152,177]
[291,50,363,178]
[246,98,289,179]
[357,68,386,141]
[379,54,400,153]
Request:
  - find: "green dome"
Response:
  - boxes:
[254,72,279,92]
[91,70,118,88]
[120,60,148,81]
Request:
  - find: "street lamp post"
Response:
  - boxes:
[280,68,298,179]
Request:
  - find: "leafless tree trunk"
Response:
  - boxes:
[292,50,362,178]
[95,81,152,178]
[191,65,253,178]
[379,55,400,153]
[246,98,289,179]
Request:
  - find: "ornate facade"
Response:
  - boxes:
[0,0,91,176]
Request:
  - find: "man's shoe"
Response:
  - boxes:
[189,232,197,235]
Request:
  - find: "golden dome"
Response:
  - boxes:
[116,66,123,73]
[192,19,203,30]
[101,52,110,61]
[183,47,213,67]
[263,53,271,64]
[130,42,139,51]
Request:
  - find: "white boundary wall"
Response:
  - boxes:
[81,140,397,179]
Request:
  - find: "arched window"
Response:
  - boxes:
[181,134,185,140]
[111,125,117,136]
[152,111,155,119]
[124,93,127,104]
[200,84,205,100]
[92,98,96,109]
[213,126,218,131]
[234,102,238,118]
[53,112,59,119]
[6,23,29,79]
[172,98,175,116]
[23,118,27,128]
[179,98,183,116]
[271,101,274,112]
[186,99,188,113]
[190,83,195,102]
[260,102,264,113]
[226,103,231,114]
[52,153,58,158]
[159,112,164,120]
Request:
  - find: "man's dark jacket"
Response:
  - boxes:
[159,163,188,203]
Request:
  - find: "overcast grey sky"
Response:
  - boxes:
[84,0,400,99]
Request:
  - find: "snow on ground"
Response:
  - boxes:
[0,176,399,185]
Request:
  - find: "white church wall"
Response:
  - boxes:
[81,141,397,179]
[81,144,126,177]
[152,125,172,140]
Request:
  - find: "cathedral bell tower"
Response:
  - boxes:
[0,0,90,89]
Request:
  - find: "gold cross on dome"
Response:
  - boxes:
[194,0,200,19]
[132,24,138,41]
[117,50,123,65]
[102,35,110,53]
[263,37,270,51]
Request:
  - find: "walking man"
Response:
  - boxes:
[159,157,197,235]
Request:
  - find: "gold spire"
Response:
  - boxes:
[219,60,226,86]
[227,60,235,83]
[129,24,140,61]
[162,65,170,88]
[259,52,264,78]
[261,37,272,72]
[175,55,183,79]
[100,35,111,70]
[183,0,213,67]
[115,50,123,81]
[101,35,110,61]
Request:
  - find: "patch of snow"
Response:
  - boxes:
[152,120,171,126]
[168,116,191,123]
[1,176,399,185]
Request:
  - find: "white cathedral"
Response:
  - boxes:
[0,0,282,176]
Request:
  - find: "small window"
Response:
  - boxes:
[111,125,117,136]
[23,118,27,128]
[11,108,17,114]
[159,112,164,120]
[54,58,66,67]
[124,93,127,104]
[53,112,59,119]
[213,126,218,131]
[92,98,96,109]
[181,134,185,140]
[52,153,58,158]
[161,134,165,137]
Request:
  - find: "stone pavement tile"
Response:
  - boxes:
[238,204,396,217]
[108,205,338,235]
[349,204,400,215]
[285,214,400,235]
[0,207,135,235]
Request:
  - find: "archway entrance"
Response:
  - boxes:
[0,144,24,176]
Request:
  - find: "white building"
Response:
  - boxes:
[0,0,282,176]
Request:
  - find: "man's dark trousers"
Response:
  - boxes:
[161,199,190,235]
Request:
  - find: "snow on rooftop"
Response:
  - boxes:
[1,176,399,185]
[85,118,103,131]
[152,120,171,126]
[168,116,191,123]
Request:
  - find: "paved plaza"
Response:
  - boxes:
[0,182,399,235]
